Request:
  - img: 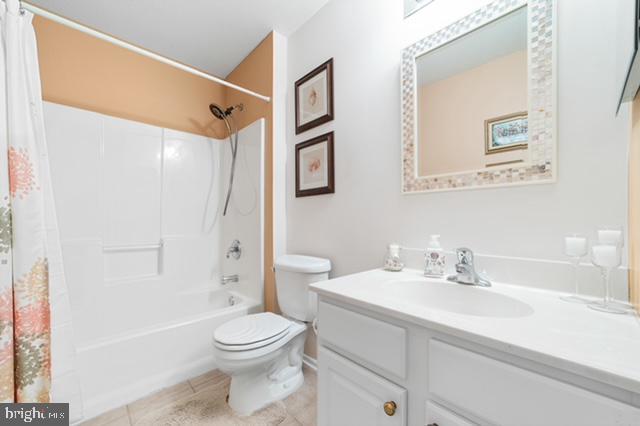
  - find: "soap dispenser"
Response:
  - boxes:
[424,235,445,277]
[384,243,404,272]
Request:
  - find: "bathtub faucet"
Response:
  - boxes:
[221,274,239,285]
[226,240,242,260]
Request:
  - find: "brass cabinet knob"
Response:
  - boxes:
[383,401,397,416]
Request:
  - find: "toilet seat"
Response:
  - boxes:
[214,312,292,351]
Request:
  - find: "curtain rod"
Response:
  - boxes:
[21,1,272,103]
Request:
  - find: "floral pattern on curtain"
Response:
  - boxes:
[0,0,51,403]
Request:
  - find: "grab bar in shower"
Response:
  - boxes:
[103,240,163,252]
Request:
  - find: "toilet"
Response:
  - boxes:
[212,254,331,415]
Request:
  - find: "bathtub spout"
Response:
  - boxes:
[221,274,239,285]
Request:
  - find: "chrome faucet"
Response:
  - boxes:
[221,274,239,285]
[447,248,491,287]
[226,239,242,260]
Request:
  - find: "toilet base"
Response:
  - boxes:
[228,364,304,415]
[221,325,307,416]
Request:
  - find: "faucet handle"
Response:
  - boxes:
[456,247,474,265]
[226,239,242,260]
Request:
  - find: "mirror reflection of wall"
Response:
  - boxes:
[416,6,528,177]
[404,0,436,18]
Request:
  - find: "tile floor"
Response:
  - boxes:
[81,365,317,426]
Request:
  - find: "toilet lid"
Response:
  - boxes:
[214,312,291,346]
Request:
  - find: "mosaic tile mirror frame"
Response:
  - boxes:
[401,0,556,193]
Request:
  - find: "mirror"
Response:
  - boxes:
[417,7,527,176]
[401,0,556,193]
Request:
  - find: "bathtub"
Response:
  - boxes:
[76,289,262,421]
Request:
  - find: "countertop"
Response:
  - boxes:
[310,268,640,395]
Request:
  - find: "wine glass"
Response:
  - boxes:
[588,243,627,314]
[597,226,624,247]
[559,234,590,303]
[594,226,632,311]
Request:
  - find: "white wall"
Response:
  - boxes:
[285,0,630,285]
[273,31,289,260]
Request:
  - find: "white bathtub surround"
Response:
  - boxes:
[311,269,640,424]
[221,121,265,303]
[43,103,265,420]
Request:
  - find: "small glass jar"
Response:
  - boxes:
[384,244,404,272]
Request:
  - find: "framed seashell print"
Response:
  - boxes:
[295,132,335,197]
[295,58,334,134]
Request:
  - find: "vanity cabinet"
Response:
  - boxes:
[318,347,407,426]
[316,299,640,426]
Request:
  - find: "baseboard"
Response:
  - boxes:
[78,356,216,423]
[303,354,317,371]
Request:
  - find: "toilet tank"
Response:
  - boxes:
[274,255,331,322]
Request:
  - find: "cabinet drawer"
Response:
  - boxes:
[429,339,640,426]
[426,401,476,426]
[318,347,407,426]
[318,301,406,378]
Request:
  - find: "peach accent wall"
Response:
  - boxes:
[418,50,528,176]
[225,34,277,313]
[629,96,640,314]
[33,17,277,312]
[33,17,228,138]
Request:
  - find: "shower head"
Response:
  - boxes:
[209,103,244,120]
[209,103,226,120]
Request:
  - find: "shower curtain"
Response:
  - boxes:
[0,0,82,417]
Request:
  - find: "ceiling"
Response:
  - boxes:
[29,0,330,77]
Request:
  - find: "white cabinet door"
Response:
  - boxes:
[429,339,640,426]
[426,401,476,426]
[318,347,407,426]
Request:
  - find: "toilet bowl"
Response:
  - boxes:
[212,255,331,415]
[213,312,307,415]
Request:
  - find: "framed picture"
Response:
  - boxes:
[295,58,334,134]
[484,112,528,154]
[295,132,335,197]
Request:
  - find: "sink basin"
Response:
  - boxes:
[386,280,534,318]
